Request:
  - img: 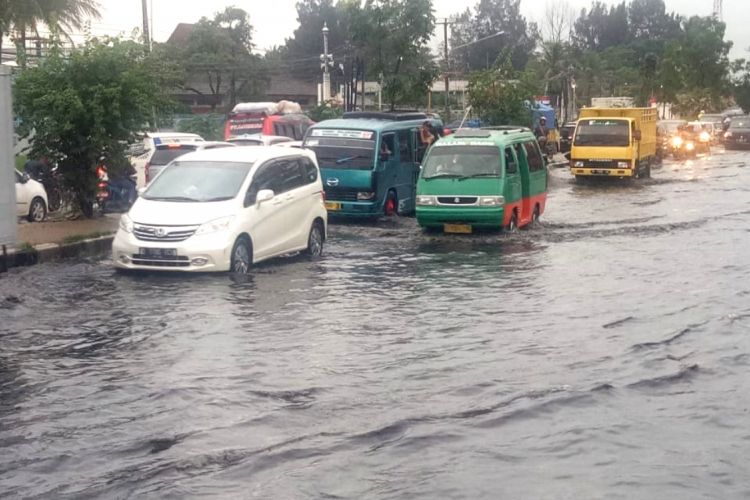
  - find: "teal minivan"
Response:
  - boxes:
[415,128,548,233]
[303,112,441,217]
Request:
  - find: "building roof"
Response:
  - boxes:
[167,23,196,45]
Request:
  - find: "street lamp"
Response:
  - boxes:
[571,79,577,118]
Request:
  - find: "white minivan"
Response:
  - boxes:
[112,147,327,273]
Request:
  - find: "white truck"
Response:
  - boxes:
[0,66,17,261]
[590,97,635,108]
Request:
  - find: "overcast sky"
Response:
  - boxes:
[87,0,748,59]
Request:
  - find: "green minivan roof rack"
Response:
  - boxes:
[342,111,428,121]
[480,126,532,134]
[453,129,492,138]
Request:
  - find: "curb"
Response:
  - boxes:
[1,235,114,270]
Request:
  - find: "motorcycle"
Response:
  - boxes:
[537,135,555,163]
[670,135,696,160]
[96,165,137,214]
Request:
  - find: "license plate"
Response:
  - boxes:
[325,201,341,211]
[139,247,177,258]
[444,223,472,234]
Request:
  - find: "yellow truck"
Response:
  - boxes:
[570,107,657,179]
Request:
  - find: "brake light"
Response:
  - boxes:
[167,143,182,149]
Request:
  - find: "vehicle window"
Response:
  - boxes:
[203,144,231,150]
[380,133,396,162]
[143,161,253,202]
[398,130,412,163]
[303,129,376,170]
[150,145,199,165]
[524,142,544,172]
[574,119,630,147]
[299,157,319,184]
[276,158,305,193]
[504,148,518,174]
[422,145,500,179]
[246,162,281,204]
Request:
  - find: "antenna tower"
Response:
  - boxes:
[713,0,723,21]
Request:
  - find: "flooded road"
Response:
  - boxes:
[2,150,749,498]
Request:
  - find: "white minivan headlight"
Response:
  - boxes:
[119,214,134,233]
[479,196,504,206]
[195,216,234,235]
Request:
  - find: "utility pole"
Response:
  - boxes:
[439,18,452,121]
[320,23,333,103]
[141,0,150,53]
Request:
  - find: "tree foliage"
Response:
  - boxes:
[468,57,538,126]
[168,7,266,111]
[13,38,178,211]
[450,0,537,73]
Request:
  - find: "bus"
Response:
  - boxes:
[302,112,442,217]
[416,128,548,233]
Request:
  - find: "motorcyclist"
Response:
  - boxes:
[535,117,549,140]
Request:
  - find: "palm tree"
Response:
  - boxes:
[1,0,100,66]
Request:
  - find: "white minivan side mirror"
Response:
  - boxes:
[256,189,274,204]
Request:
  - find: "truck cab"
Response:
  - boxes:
[570,107,657,179]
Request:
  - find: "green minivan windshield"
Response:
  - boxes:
[422,145,501,179]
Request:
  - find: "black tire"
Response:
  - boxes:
[505,211,518,234]
[27,197,47,222]
[230,237,252,274]
[304,221,324,257]
[642,161,651,179]
[530,205,540,226]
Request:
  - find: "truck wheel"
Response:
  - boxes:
[505,211,518,233]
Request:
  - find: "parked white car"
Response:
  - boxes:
[112,146,327,273]
[14,170,48,222]
[130,132,204,187]
[146,141,236,184]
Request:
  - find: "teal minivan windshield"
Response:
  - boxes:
[422,145,501,179]
[304,131,376,170]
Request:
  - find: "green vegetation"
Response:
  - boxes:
[14,37,179,216]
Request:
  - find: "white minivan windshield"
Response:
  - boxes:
[143,161,253,202]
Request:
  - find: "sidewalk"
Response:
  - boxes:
[16,215,120,246]
[2,215,120,270]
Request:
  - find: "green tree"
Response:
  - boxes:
[13,37,178,215]
[170,7,266,111]
[732,60,750,113]
[0,0,101,66]
[661,16,732,113]
[347,0,438,110]
[450,0,537,73]
[468,56,539,126]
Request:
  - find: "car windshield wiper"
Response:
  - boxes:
[335,154,367,164]
[458,173,499,180]
[142,195,200,202]
[423,172,464,179]
[201,196,234,202]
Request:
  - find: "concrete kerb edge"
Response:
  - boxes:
[2,235,114,269]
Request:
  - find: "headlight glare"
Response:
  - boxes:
[671,136,683,147]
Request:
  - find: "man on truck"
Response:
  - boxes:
[569,107,657,180]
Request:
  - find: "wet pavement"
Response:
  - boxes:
[1,149,749,498]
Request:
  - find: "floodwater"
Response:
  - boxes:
[1,150,749,499]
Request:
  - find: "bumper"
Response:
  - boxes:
[571,167,634,177]
[111,229,233,272]
[416,206,504,228]
[325,199,382,217]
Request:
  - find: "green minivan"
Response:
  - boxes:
[415,128,548,233]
